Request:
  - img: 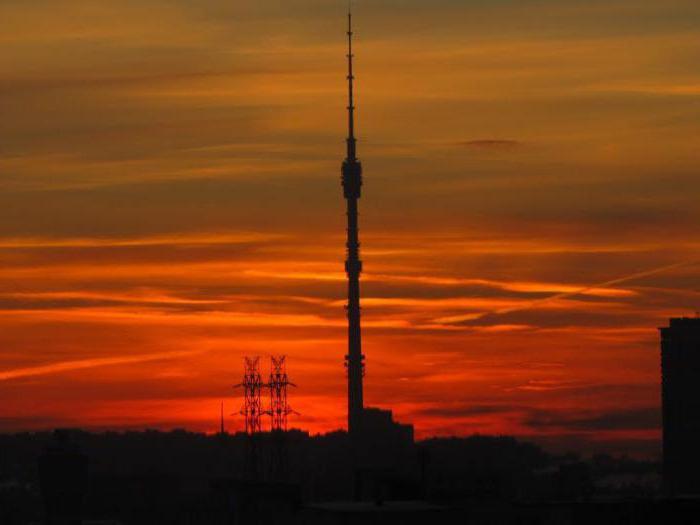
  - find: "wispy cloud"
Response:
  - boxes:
[436,258,700,324]
[458,139,520,149]
[0,232,284,249]
[0,350,202,382]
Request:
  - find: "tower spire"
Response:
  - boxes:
[341,8,364,437]
[346,9,356,161]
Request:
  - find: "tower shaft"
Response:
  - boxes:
[341,11,364,436]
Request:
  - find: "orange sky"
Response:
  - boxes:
[2,0,700,456]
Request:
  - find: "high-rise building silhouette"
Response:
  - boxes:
[660,317,700,494]
[341,10,365,437]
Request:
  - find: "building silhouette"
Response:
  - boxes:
[660,317,700,494]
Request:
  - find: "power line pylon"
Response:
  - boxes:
[235,356,263,435]
[268,355,296,432]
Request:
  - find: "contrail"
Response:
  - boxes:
[438,258,700,324]
[0,350,200,381]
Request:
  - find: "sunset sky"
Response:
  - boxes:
[2,0,699,456]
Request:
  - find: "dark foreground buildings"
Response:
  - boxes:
[660,317,700,495]
[0,429,673,525]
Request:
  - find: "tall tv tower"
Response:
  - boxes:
[341,9,365,436]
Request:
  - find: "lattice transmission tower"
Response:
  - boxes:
[268,355,296,432]
[234,356,264,434]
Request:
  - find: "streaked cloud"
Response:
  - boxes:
[0,350,201,382]
[458,139,520,150]
[0,231,284,249]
